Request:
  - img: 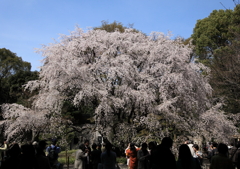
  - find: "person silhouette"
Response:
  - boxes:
[101,142,116,169]
[210,143,234,169]
[151,137,176,169]
[176,144,201,169]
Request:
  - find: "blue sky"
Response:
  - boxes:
[0,0,236,71]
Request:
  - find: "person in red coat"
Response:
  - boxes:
[126,143,140,169]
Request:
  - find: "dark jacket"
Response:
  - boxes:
[150,144,176,169]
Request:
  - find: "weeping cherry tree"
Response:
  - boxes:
[0,27,237,145]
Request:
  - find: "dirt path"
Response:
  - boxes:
[63,164,73,169]
[63,160,210,169]
[63,164,128,169]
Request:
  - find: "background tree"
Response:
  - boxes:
[0,48,38,105]
[191,5,240,63]
[0,48,31,77]
[210,27,240,114]
[191,5,240,115]
[94,20,140,33]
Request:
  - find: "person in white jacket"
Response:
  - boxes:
[185,140,195,157]
[74,144,89,169]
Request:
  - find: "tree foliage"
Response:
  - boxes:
[0,48,31,78]
[0,48,38,105]
[0,104,48,142]
[94,20,140,33]
[191,5,240,115]
[210,28,240,114]
[0,28,237,144]
[191,5,240,61]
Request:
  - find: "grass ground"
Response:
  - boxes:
[58,150,76,165]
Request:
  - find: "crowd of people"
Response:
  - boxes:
[0,137,239,169]
[73,137,239,169]
[0,139,62,169]
[132,138,240,169]
[73,139,119,169]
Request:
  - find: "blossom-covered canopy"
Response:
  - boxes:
[1,28,237,144]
